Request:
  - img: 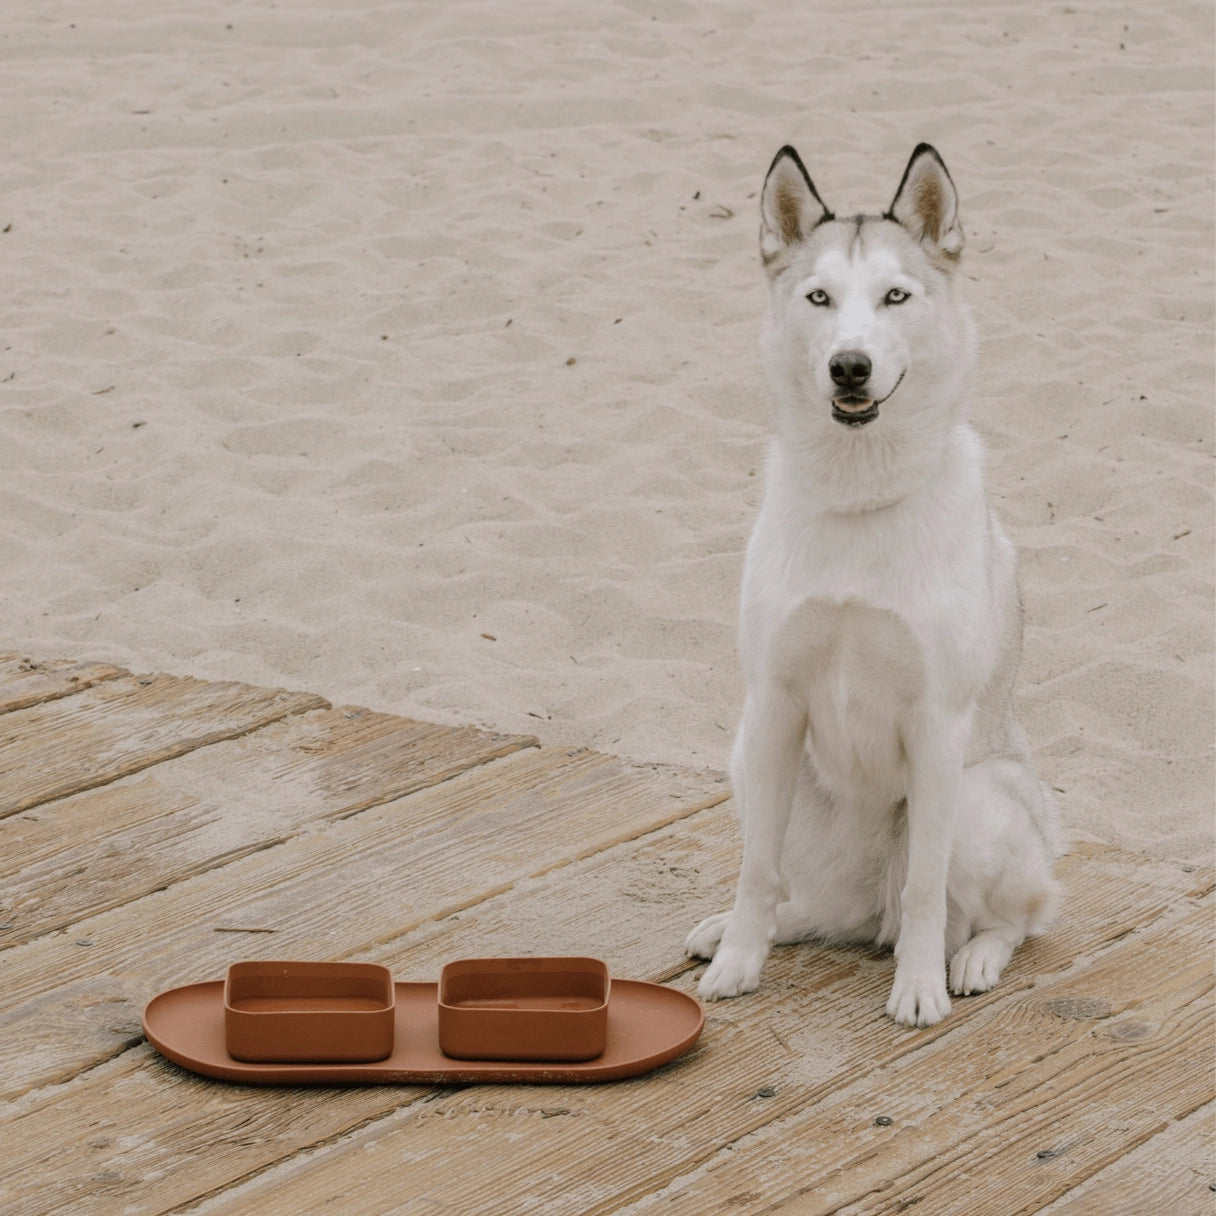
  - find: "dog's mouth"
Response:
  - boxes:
[831,397,880,427]
[830,371,905,428]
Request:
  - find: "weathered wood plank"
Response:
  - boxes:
[0,750,730,1216]
[173,838,1212,1216]
[0,706,536,946]
[0,1049,432,1216]
[0,654,126,714]
[621,904,1213,1216]
[1036,1101,1214,1216]
[0,746,729,1099]
[0,659,1208,1216]
[0,671,328,819]
[3,805,1207,1216]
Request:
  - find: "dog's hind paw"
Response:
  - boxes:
[886,969,951,1027]
[948,929,1017,996]
[696,945,765,1001]
[684,912,730,961]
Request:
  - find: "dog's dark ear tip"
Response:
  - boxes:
[916,144,954,183]
[767,144,804,176]
[895,143,954,182]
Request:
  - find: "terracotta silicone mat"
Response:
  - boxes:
[143,980,704,1084]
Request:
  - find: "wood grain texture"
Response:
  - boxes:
[0,662,1210,1216]
[175,838,1213,1216]
[1036,1101,1215,1216]
[0,671,328,818]
[0,705,535,946]
[0,745,727,1100]
[0,654,126,713]
[680,904,1213,1216]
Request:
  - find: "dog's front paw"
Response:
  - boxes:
[696,945,765,1002]
[886,967,951,1028]
[684,912,730,961]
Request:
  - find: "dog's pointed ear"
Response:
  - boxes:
[760,145,832,273]
[888,144,963,261]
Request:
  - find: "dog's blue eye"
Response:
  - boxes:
[885,288,910,305]
[807,289,831,306]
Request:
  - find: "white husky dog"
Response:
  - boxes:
[685,144,1061,1027]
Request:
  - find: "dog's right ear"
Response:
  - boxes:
[760,146,833,274]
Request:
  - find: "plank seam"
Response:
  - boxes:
[1,836,294,952]
[326,732,542,823]
[156,1091,442,1216]
[1,738,540,953]
[0,662,128,716]
[0,694,332,823]
[366,788,733,953]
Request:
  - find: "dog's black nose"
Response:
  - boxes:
[829,350,872,390]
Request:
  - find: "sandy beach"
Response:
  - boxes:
[0,0,1211,863]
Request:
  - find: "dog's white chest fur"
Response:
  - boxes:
[742,426,1005,803]
[772,596,917,808]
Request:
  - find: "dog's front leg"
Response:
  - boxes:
[697,687,805,1001]
[886,712,966,1027]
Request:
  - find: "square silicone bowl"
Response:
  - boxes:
[224,961,395,1063]
[438,957,610,1061]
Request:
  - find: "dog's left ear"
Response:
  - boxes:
[887,144,963,261]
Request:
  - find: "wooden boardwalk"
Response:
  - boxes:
[0,654,1211,1215]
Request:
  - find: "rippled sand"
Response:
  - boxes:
[1,0,1210,861]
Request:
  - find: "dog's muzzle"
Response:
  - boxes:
[828,352,904,427]
[830,349,879,427]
